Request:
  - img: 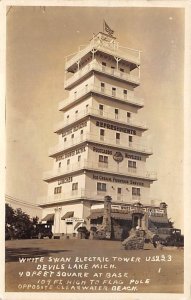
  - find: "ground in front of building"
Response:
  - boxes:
[5,239,183,293]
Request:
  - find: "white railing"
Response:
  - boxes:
[43,159,157,182]
[54,106,147,133]
[49,133,152,157]
[64,61,140,89]
[59,84,144,111]
[38,190,160,207]
[65,42,140,71]
[38,190,137,206]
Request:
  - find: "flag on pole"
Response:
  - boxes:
[103,20,114,36]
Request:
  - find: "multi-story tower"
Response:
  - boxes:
[40,29,158,238]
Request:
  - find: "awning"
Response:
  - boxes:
[74,222,83,230]
[41,213,54,222]
[111,212,132,220]
[149,216,169,224]
[88,211,132,221]
[61,211,74,220]
[88,212,104,219]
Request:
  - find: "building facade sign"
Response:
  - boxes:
[113,151,124,163]
[65,218,84,223]
[96,120,136,135]
[93,146,112,155]
[58,176,73,185]
[62,121,87,137]
[92,146,142,161]
[92,173,144,186]
[111,204,164,216]
[56,146,86,161]
[125,154,142,161]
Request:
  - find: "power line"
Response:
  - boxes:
[5,194,41,209]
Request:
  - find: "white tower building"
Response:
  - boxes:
[40,28,158,238]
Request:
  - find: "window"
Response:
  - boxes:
[54,187,62,194]
[81,129,83,135]
[111,66,115,74]
[123,89,127,99]
[112,87,116,97]
[75,110,78,114]
[74,91,77,99]
[66,221,73,225]
[97,182,107,192]
[132,187,140,196]
[67,159,70,165]
[129,135,133,143]
[86,104,89,112]
[71,134,74,139]
[58,162,61,168]
[99,104,104,115]
[115,108,119,119]
[72,182,78,190]
[85,84,88,92]
[102,62,106,71]
[120,68,124,73]
[67,115,69,119]
[100,129,105,141]
[128,160,136,174]
[117,187,122,194]
[128,160,136,168]
[116,133,120,144]
[99,155,108,163]
[101,82,105,93]
[127,112,131,119]
[64,137,67,142]
[78,155,81,162]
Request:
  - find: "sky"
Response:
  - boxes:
[6,6,185,230]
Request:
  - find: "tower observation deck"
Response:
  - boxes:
[39,28,162,238]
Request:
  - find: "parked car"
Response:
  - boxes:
[31,223,53,239]
[154,228,184,247]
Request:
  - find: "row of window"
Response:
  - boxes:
[66,104,89,120]
[99,155,137,168]
[54,183,78,194]
[65,104,131,120]
[101,61,125,74]
[58,155,137,169]
[54,183,140,196]
[100,129,133,142]
[62,129,133,143]
[100,82,128,98]
[73,82,130,100]
[99,104,131,119]
[97,183,140,195]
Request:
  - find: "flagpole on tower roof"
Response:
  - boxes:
[103,20,114,37]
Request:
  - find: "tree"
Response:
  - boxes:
[5,204,15,240]
[13,208,33,239]
[5,204,39,240]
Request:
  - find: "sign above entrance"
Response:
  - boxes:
[65,218,84,223]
